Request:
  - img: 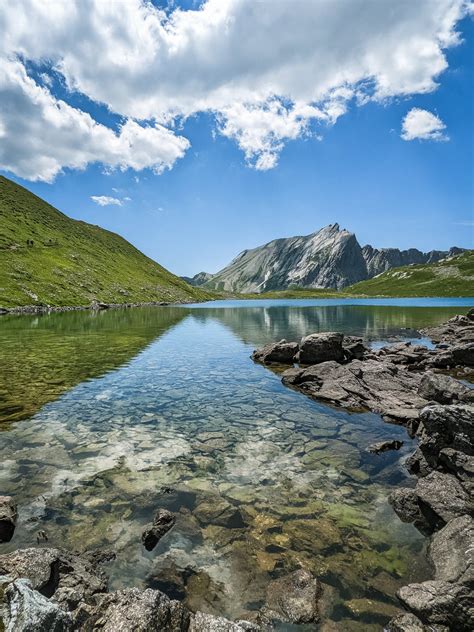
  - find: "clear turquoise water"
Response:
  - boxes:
[0,299,472,629]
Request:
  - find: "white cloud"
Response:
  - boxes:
[0,0,469,178]
[91,196,123,207]
[401,107,449,141]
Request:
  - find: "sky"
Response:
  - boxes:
[0,0,473,277]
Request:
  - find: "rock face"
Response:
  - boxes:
[3,578,72,632]
[0,495,17,542]
[263,569,321,624]
[142,509,176,552]
[203,223,460,292]
[181,272,214,287]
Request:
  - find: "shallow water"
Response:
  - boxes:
[1,299,473,629]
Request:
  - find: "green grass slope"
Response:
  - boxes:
[0,176,212,308]
[345,251,474,297]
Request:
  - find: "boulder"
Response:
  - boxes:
[81,588,190,631]
[397,580,473,631]
[263,569,321,624]
[418,372,473,404]
[282,359,427,419]
[342,336,369,361]
[415,404,474,470]
[0,495,17,542]
[438,449,474,491]
[142,509,176,552]
[385,613,431,631]
[252,340,298,364]
[298,332,344,365]
[429,515,473,584]
[0,548,111,611]
[193,498,244,529]
[3,578,72,632]
[451,343,474,367]
[390,472,473,534]
[189,612,260,631]
[367,440,403,454]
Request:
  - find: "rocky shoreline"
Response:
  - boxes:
[252,311,474,631]
[0,299,202,316]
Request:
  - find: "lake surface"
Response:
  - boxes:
[1,299,473,630]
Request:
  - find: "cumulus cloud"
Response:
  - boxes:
[0,0,469,179]
[91,196,123,207]
[401,107,449,141]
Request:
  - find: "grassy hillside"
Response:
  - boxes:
[345,251,474,297]
[0,176,212,308]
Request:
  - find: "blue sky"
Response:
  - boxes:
[1,1,473,276]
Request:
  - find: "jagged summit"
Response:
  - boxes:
[200,224,463,293]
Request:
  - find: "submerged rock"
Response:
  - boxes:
[3,578,72,632]
[299,332,344,364]
[252,340,298,364]
[341,598,400,624]
[367,440,403,454]
[0,495,17,543]
[142,509,176,552]
[263,569,322,624]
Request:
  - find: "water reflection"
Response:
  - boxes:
[0,300,469,628]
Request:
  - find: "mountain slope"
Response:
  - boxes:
[346,251,474,297]
[204,223,460,292]
[181,271,214,286]
[0,176,211,308]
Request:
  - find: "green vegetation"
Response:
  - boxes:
[0,176,212,308]
[346,251,474,297]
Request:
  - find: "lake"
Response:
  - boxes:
[1,298,473,629]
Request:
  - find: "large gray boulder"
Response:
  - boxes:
[0,496,17,543]
[389,472,473,534]
[298,332,344,364]
[263,569,321,624]
[418,372,473,404]
[3,578,72,632]
[81,588,190,631]
[0,548,110,611]
[414,404,474,470]
[385,613,432,631]
[189,612,260,631]
[252,340,298,364]
[429,515,473,584]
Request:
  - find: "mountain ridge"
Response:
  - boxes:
[191,224,463,292]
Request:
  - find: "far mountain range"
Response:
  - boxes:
[182,223,464,292]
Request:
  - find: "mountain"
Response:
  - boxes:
[0,176,211,308]
[346,250,474,297]
[181,271,214,286]
[203,223,463,292]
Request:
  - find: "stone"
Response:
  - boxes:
[142,509,176,552]
[418,372,473,404]
[367,440,403,454]
[415,405,474,471]
[390,472,473,534]
[0,548,111,611]
[81,587,190,631]
[405,449,432,478]
[438,449,474,490]
[252,340,298,364]
[189,612,260,631]
[0,495,17,542]
[451,343,474,366]
[397,580,473,631]
[3,578,73,632]
[263,569,322,624]
[385,613,430,631]
[429,515,474,584]
[299,332,344,364]
[342,336,369,361]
